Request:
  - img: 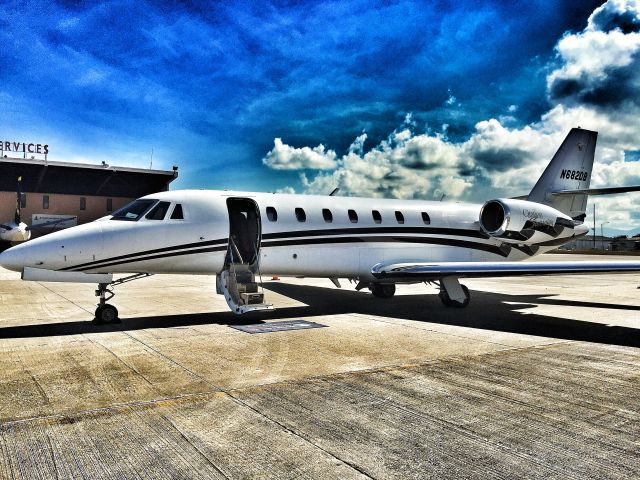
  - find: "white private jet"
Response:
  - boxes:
[1,128,640,324]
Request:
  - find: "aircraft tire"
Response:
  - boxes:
[371,283,396,298]
[439,285,470,308]
[94,305,119,324]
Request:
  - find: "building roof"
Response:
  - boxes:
[0,156,178,197]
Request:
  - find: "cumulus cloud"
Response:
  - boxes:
[263,0,640,230]
[262,138,337,170]
[548,0,640,109]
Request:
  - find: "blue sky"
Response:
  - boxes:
[1,0,639,229]
[0,1,602,182]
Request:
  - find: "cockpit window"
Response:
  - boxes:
[170,204,184,220]
[146,201,171,220]
[110,199,156,221]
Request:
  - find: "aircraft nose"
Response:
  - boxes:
[0,245,26,272]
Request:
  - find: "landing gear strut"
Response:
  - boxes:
[93,273,152,324]
[438,277,470,308]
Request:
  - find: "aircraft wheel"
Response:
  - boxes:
[94,304,119,324]
[439,285,470,308]
[371,283,396,298]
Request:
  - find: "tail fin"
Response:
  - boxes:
[528,127,597,220]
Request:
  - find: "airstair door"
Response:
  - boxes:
[216,198,274,314]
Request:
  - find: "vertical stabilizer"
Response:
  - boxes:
[528,128,597,219]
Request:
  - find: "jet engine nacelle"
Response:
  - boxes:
[0,222,31,243]
[479,198,575,244]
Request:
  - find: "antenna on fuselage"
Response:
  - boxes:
[329,188,340,196]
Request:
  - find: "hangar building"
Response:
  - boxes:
[0,155,178,237]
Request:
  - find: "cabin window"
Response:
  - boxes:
[295,207,306,222]
[146,201,171,220]
[348,209,358,223]
[322,208,333,223]
[266,206,278,221]
[395,211,404,224]
[111,199,156,221]
[107,198,113,212]
[421,212,430,225]
[42,195,49,210]
[80,197,86,211]
[170,204,184,220]
[372,210,382,224]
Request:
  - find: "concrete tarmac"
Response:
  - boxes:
[0,254,638,479]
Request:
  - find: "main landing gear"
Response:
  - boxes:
[93,273,152,324]
[438,277,470,308]
[370,283,396,298]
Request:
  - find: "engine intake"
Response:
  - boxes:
[479,198,575,244]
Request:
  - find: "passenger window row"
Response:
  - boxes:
[265,207,430,225]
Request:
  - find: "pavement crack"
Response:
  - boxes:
[161,413,230,480]
[226,391,375,480]
[16,350,51,408]
[120,330,226,392]
[37,283,94,315]
[85,335,156,389]
[44,428,60,480]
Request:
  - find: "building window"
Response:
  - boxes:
[107,198,113,212]
[80,197,86,211]
[171,204,184,220]
[372,210,382,224]
[295,207,306,222]
[42,195,49,210]
[348,209,358,223]
[322,208,333,223]
[266,206,277,221]
[421,212,430,224]
[395,211,404,224]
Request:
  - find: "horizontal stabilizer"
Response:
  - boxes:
[372,260,640,280]
[551,185,640,196]
[22,267,113,283]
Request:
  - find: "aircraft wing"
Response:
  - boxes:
[371,260,640,280]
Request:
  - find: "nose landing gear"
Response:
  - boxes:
[94,283,119,324]
[93,273,152,324]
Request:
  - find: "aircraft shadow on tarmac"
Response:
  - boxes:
[0,282,639,347]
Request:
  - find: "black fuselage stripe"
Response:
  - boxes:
[76,245,228,272]
[61,238,228,271]
[262,236,508,256]
[74,235,509,272]
[262,226,489,240]
[62,226,490,272]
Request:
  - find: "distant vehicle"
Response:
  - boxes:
[1,128,640,324]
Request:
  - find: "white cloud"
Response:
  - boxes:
[262,0,640,230]
[262,138,337,170]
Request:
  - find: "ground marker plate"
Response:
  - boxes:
[230,320,327,334]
